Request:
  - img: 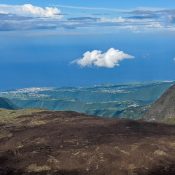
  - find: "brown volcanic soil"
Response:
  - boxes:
[0,111,175,175]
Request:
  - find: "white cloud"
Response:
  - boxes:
[0,4,62,19]
[73,48,134,68]
[99,17,126,23]
[1,4,175,32]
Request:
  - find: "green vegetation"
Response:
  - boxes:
[0,81,173,119]
[145,84,175,124]
[163,117,175,125]
[0,109,44,124]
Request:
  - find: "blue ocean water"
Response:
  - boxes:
[0,31,175,90]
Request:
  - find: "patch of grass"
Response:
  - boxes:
[0,109,44,124]
[28,119,48,127]
[163,117,175,125]
[0,129,13,139]
[154,150,167,156]
[27,164,51,172]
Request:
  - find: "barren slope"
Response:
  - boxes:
[0,111,175,175]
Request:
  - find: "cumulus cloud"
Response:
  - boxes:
[0,4,62,18]
[73,48,134,68]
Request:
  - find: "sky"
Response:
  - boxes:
[0,0,175,90]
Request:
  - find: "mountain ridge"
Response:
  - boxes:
[145,84,175,123]
[0,97,16,110]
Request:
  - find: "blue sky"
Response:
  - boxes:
[0,1,175,90]
[1,0,175,8]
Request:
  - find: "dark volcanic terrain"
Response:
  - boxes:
[0,111,175,175]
